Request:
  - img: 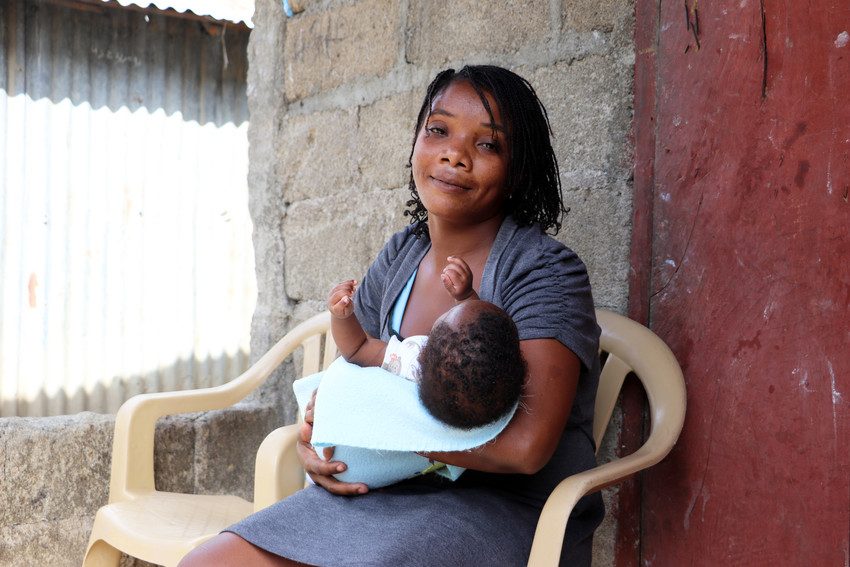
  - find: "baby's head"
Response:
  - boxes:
[417,300,525,430]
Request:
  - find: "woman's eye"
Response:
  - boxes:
[479,141,499,152]
[426,125,446,136]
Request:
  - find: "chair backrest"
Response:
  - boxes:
[592,309,686,456]
[299,320,338,376]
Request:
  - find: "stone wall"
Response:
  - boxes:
[0,404,278,566]
[248,0,635,564]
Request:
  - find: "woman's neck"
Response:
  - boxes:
[426,215,504,263]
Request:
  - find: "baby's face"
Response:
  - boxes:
[433,300,503,331]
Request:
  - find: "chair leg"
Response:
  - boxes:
[82,539,122,567]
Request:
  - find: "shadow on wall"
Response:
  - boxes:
[0,0,250,127]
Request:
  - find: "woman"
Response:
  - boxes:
[180,65,604,566]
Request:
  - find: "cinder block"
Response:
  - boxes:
[557,182,632,312]
[284,0,400,100]
[406,0,549,65]
[357,90,421,191]
[283,187,409,302]
[279,108,359,202]
[562,0,633,33]
[249,216,289,356]
[291,300,328,327]
[248,308,297,409]
[247,0,287,182]
[154,414,197,494]
[248,303,291,363]
[0,516,94,567]
[530,56,632,176]
[247,0,287,109]
[192,404,281,501]
[0,414,113,526]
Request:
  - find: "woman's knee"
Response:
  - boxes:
[178,532,296,567]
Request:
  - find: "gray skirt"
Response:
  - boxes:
[227,469,602,566]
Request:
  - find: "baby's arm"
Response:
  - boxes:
[328,280,387,367]
[440,256,480,301]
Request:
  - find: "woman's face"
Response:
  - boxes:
[411,80,509,226]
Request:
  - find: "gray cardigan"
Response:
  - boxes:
[355,217,599,358]
[354,216,603,509]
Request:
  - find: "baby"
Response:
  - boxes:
[328,256,525,430]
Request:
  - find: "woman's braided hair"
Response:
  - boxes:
[404,65,567,237]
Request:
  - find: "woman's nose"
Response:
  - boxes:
[440,140,470,169]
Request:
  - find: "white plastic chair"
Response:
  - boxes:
[84,309,686,566]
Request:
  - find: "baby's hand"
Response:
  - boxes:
[441,256,477,301]
[328,280,357,318]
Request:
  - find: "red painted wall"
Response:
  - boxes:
[633,1,850,564]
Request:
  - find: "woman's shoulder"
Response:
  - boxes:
[496,219,588,278]
[379,224,425,261]
[492,219,599,370]
[362,225,426,282]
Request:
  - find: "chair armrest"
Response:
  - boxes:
[253,424,305,512]
[108,385,248,502]
[527,442,671,567]
[108,311,331,503]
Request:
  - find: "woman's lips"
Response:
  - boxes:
[430,176,470,191]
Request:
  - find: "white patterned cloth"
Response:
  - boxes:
[380,334,428,380]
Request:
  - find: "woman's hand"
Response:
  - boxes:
[297,389,369,495]
[328,280,357,319]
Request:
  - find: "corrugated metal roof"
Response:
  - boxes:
[103,0,254,26]
[1,0,256,417]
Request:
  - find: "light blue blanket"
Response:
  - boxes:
[292,357,517,488]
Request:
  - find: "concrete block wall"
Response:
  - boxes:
[0,404,279,566]
[248,0,635,564]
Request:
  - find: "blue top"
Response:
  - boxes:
[388,269,417,339]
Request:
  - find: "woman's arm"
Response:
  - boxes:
[424,337,580,475]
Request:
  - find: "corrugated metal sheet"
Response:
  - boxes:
[102,0,255,27]
[0,0,256,417]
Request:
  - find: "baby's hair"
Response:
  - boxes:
[417,308,525,429]
[404,65,567,237]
